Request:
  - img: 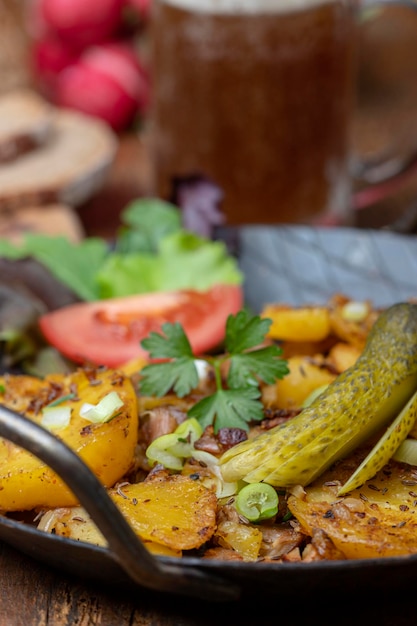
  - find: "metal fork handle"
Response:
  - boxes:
[0,403,240,601]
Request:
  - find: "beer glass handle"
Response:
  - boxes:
[354,0,417,212]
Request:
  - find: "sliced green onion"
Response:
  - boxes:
[341,301,369,322]
[392,438,417,466]
[41,406,72,431]
[235,482,279,522]
[146,418,204,470]
[175,417,203,442]
[146,433,185,470]
[80,391,124,424]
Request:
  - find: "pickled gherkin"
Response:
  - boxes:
[219,303,417,489]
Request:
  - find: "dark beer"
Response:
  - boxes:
[150,0,358,225]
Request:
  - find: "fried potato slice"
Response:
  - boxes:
[287,449,417,559]
[328,295,378,349]
[214,520,263,562]
[327,342,361,373]
[38,506,181,557]
[262,305,331,342]
[0,368,138,511]
[262,355,336,410]
[38,474,217,553]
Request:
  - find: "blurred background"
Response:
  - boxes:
[1,0,417,238]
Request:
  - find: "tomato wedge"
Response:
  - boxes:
[39,284,243,368]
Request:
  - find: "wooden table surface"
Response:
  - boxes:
[2,7,417,625]
[1,536,417,626]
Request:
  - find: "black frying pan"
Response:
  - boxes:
[1,226,417,602]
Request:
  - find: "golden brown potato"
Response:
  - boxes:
[262,355,336,410]
[287,449,417,559]
[0,368,138,511]
[38,474,217,554]
[261,305,331,342]
[215,520,263,562]
[38,506,181,557]
[327,342,361,373]
[328,295,378,349]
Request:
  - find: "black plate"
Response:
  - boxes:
[1,225,417,602]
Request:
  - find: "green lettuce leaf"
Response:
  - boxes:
[0,199,242,301]
[97,230,242,297]
[0,235,108,301]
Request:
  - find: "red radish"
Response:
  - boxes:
[55,41,150,131]
[30,35,79,96]
[37,0,125,48]
[82,42,150,113]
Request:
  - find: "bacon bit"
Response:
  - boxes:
[194,425,222,454]
[27,381,65,414]
[195,425,247,454]
[82,366,101,382]
[218,427,247,448]
[80,425,94,436]
[141,406,187,446]
[110,372,125,387]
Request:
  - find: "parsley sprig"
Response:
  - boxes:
[139,310,289,433]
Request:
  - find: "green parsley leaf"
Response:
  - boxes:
[141,322,194,359]
[140,323,199,397]
[140,358,199,398]
[227,345,289,390]
[188,387,264,431]
[224,309,289,389]
[225,309,272,353]
[139,311,289,434]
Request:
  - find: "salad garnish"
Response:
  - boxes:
[0,198,242,301]
[139,309,289,433]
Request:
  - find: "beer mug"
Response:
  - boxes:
[149,0,417,230]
